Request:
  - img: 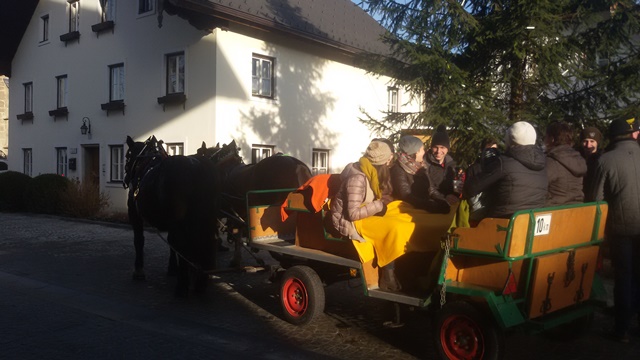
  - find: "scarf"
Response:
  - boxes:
[359,157,382,199]
[397,152,423,175]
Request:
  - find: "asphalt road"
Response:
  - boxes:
[1,212,639,359]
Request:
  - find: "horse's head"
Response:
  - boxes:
[124,135,167,188]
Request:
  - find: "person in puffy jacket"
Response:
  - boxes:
[390,135,449,213]
[544,121,587,206]
[330,139,394,242]
[463,121,548,219]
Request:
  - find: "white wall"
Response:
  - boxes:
[9,0,407,213]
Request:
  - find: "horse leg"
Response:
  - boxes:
[170,229,189,298]
[129,200,146,280]
[167,235,178,277]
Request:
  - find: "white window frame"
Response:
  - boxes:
[387,87,399,113]
[56,147,68,176]
[40,14,49,43]
[252,54,274,98]
[24,82,33,113]
[56,75,68,108]
[138,0,155,16]
[23,148,33,177]
[311,149,330,175]
[68,0,80,33]
[109,63,125,101]
[165,143,184,156]
[101,0,116,22]
[251,145,273,164]
[166,52,185,95]
[109,145,124,182]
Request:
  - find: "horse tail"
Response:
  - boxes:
[296,160,313,186]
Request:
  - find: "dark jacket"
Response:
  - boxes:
[545,145,587,206]
[581,149,603,195]
[463,145,548,218]
[587,140,640,236]
[424,152,457,201]
[390,163,450,213]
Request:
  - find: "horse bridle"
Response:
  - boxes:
[123,137,167,190]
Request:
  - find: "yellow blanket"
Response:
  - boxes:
[352,201,457,267]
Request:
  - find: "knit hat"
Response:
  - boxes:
[505,121,536,147]
[364,140,393,165]
[430,125,450,148]
[580,127,602,144]
[608,118,638,137]
[398,135,424,155]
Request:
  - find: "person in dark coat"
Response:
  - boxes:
[424,125,459,207]
[463,121,548,218]
[464,137,500,223]
[544,121,587,206]
[578,126,604,193]
[587,118,640,343]
[390,135,449,213]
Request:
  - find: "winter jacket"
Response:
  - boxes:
[587,140,640,236]
[390,163,450,213]
[424,152,457,201]
[545,145,587,206]
[330,163,384,239]
[464,145,548,218]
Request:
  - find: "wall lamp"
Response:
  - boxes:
[80,117,91,136]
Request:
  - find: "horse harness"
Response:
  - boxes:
[123,138,168,200]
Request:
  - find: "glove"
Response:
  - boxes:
[375,202,387,217]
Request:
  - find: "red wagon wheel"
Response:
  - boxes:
[280,265,325,325]
[434,301,504,360]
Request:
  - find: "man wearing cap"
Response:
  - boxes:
[390,135,450,213]
[424,125,459,206]
[463,121,548,218]
[579,126,604,192]
[587,118,640,343]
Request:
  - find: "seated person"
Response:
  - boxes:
[544,121,586,206]
[464,138,499,224]
[463,121,548,219]
[390,135,449,213]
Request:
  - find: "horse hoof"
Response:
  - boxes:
[132,270,146,281]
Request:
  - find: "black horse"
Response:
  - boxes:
[198,141,312,265]
[124,135,220,296]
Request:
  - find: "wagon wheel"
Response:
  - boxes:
[434,301,504,360]
[280,265,325,326]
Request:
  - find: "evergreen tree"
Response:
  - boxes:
[357,0,640,165]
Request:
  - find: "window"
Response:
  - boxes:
[101,0,116,22]
[68,1,80,33]
[24,82,33,113]
[110,145,124,182]
[56,148,68,176]
[252,54,274,98]
[109,63,125,101]
[23,149,33,177]
[251,145,273,164]
[56,75,68,108]
[166,52,185,94]
[312,149,330,175]
[138,0,154,15]
[387,87,399,113]
[165,143,184,156]
[40,15,49,42]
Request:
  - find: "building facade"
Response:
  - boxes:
[7,0,414,212]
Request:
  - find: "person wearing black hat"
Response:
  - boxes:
[587,117,640,343]
[578,126,604,194]
[424,125,459,207]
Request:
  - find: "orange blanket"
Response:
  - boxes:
[352,201,457,268]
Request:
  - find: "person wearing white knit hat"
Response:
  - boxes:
[463,121,548,218]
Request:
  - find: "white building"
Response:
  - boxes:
[5,0,412,212]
